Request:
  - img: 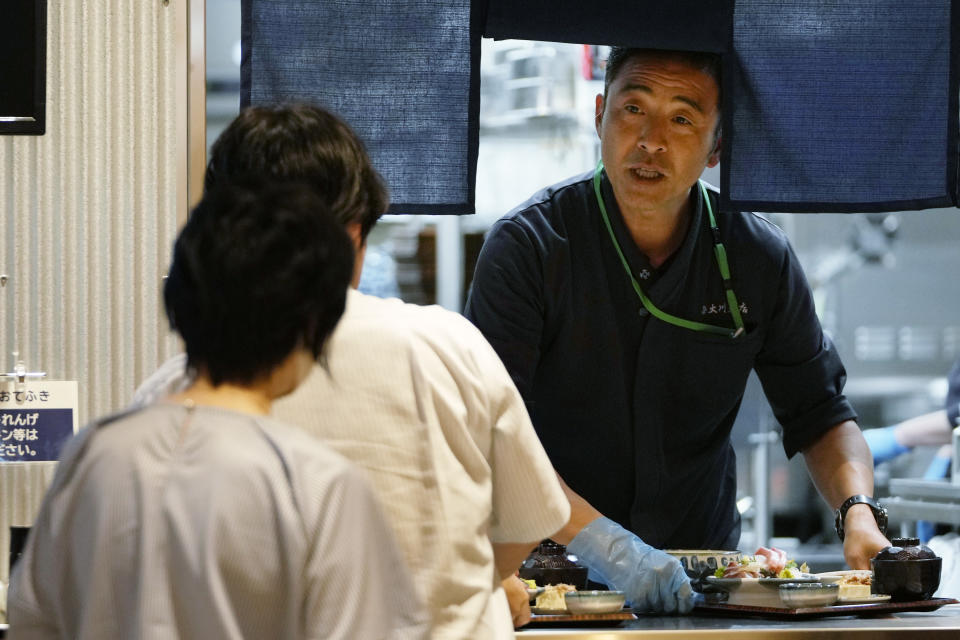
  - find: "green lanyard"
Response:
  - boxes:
[593,161,745,339]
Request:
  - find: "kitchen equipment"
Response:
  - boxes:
[8,527,28,576]
[952,425,960,485]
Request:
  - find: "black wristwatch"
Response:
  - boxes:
[834,494,888,541]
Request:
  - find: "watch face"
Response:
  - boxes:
[877,507,889,535]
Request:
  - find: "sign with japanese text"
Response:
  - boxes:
[0,381,79,462]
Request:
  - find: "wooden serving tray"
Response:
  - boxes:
[524,610,637,627]
[693,597,958,619]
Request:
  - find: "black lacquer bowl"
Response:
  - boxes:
[871,537,942,602]
[519,540,589,590]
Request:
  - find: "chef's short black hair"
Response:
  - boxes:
[604,47,721,99]
[164,182,355,386]
[204,103,388,242]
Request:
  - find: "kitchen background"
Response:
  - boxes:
[207,0,960,566]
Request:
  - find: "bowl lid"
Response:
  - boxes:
[874,538,937,561]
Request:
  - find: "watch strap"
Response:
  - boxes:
[835,494,888,541]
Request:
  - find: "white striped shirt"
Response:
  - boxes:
[273,291,570,639]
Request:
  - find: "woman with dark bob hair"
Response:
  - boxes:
[164,180,354,388]
[7,182,428,640]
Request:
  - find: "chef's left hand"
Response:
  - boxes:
[842,503,890,569]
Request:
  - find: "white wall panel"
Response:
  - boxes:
[0,1,185,595]
[0,0,181,422]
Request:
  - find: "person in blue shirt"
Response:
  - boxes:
[465,47,891,613]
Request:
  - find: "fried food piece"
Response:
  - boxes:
[535,583,577,610]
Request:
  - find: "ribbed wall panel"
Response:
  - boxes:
[0,0,181,591]
[0,0,179,421]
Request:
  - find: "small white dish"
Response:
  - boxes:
[815,569,872,584]
[779,583,839,608]
[564,590,627,614]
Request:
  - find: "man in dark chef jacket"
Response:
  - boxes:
[465,47,891,613]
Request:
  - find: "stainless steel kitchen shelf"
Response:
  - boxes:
[884,479,960,526]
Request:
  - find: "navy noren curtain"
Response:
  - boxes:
[242,0,960,214]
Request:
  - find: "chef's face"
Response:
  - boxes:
[596,52,721,217]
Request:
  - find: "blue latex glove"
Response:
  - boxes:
[863,426,910,465]
[566,517,695,614]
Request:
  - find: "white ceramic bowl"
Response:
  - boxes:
[665,549,742,575]
[778,583,839,608]
[563,590,627,614]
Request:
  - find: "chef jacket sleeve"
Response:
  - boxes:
[464,218,545,402]
[753,242,858,458]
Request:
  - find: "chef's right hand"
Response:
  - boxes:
[566,516,695,614]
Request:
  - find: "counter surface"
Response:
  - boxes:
[2,605,958,638]
[517,603,960,638]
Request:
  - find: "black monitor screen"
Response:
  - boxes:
[0,1,46,134]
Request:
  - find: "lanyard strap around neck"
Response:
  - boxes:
[592,161,744,338]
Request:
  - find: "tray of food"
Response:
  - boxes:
[522,583,637,627]
[693,597,958,619]
[693,538,954,618]
[525,611,637,627]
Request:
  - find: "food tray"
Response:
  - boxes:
[524,610,637,627]
[693,597,958,620]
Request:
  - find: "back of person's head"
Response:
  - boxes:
[164,182,355,386]
[205,103,388,242]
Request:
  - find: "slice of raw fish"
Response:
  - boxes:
[753,546,787,575]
